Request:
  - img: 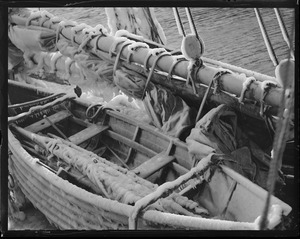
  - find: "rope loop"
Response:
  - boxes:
[238,76,257,103]
[142,51,171,99]
[259,81,278,117]
[113,40,135,76]
[167,56,187,81]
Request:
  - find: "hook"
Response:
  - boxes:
[167,56,187,81]
[93,34,106,53]
[143,51,153,75]
[143,48,165,75]
[142,51,171,99]
[195,71,230,122]
[113,40,135,76]
[108,37,128,59]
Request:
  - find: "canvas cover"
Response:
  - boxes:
[186,104,284,190]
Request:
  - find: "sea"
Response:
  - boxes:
[7,6,295,231]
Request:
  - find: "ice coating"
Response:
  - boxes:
[105,7,167,45]
[13,127,210,219]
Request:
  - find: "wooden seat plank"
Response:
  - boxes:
[24,110,72,133]
[69,124,110,145]
[132,151,175,179]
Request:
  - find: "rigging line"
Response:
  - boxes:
[254,8,278,66]
[185,7,199,40]
[274,8,295,59]
[173,7,186,37]
[259,14,295,230]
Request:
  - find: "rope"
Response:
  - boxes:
[185,7,199,40]
[274,8,294,59]
[167,56,187,81]
[195,70,231,122]
[259,19,295,230]
[173,8,186,37]
[254,8,278,66]
[142,50,171,99]
[112,40,134,76]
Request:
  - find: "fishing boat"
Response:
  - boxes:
[6,6,296,231]
[7,79,292,230]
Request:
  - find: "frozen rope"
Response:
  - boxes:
[128,153,214,229]
[238,76,257,103]
[259,61,294,229]
[186,58,204,96]
[195,70,230,122]
[259,81,278,117]
[143,48,166,73]
[77,26,103,52]
[70,23,88,46]
[108,37,128,59]
[113,40,135,76]
[55,20,76,51]
[39,11,54,27]
[126,42,149,64]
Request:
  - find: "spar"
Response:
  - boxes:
[6,7,296,231]
[8,8,292,120]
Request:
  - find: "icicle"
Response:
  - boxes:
[49,52,63,73]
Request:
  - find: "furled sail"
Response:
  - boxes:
[105,7,167,45]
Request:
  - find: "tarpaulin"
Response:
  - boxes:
[186,104,283,190]
[143,84,195,138]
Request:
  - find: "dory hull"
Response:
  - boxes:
[7,80,292,230]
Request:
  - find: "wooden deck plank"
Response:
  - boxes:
[24,110,72,133]
[69,124,110,145]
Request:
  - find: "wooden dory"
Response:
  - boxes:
[7,80,292,230]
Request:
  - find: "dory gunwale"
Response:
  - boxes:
[7,80,292,230]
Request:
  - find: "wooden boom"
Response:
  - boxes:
[9,9,292,119]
